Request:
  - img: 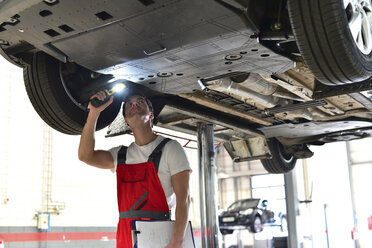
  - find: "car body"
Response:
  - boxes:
[219,198,277,234]
[1,0,372,173]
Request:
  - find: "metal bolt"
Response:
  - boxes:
[157,72,173,77]
[225,54,242,61]
[7,18,17,23]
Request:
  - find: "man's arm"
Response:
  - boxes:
[78,91,114,169]
[166,170,191,248]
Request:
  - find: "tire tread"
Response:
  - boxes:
[288,0,372,85]
[24,52,121,135]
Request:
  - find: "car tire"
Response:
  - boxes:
[24,52,122,135]
[249,216,263,233]
[288,0,372,85]
[260,138,297,173]
[220,229,234,235]
[273,236,288,248]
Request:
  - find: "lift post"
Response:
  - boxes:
[197,122,220,248]
[285,170,300,248]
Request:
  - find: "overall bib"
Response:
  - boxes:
[116,138,171,248]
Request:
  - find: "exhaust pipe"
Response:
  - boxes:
[201,73,303,108]
[217,77,279,108]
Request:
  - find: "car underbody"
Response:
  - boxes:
[2,0,372,173]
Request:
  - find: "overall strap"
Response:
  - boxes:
[147,138,171,172]
[117,146,128,165]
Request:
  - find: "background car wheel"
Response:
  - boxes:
[288,0,372,85]
[220,229,234,235]
[260,138,297,173]
[24,52,122,135]
[273,236,288,248]
[250,216,263,233]
[280,214,288,232]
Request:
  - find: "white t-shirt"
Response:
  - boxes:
[109,135,191,208]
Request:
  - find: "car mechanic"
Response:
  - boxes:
[78,91,191,248]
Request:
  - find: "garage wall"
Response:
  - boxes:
[0,57,124,247]
[297,142,356,248]
[0,61,48,227]
[218,147,252,209]
[348,138,372,248]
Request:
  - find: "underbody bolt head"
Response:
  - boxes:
[225,54,242,61]
[157,72,173,77]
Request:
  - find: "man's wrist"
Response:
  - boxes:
[88,109,100,118]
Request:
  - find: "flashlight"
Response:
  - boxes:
[90,82,126,107]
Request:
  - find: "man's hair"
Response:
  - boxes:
[122,92,154,118]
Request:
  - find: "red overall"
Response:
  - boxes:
[115,139,171,248]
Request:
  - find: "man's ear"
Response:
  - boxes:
[149,112,155,127]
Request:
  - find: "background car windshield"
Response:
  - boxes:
[227,199,260,211]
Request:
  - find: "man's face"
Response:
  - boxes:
[124,95,152,122]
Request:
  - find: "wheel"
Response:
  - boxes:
[24,52,122,134]
[260,138,297,173]
[250,216,263,233]
[220,229,234,235]
[273,236,288,248]
[288,0,372,85]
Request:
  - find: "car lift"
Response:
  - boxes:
[197,121,302,248]
[197,122,220,248]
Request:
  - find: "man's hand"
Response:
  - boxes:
[78,90,115,170]
[89,90,113,113]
